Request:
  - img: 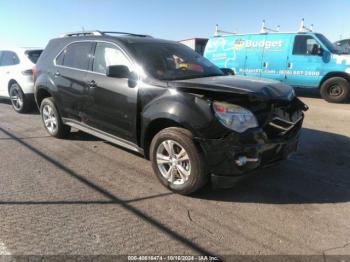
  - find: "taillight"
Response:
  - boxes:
[32,65,37,81]
[22,69,33,75]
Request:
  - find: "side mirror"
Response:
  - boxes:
[107,65,131,79]
[322,50,331,63]
[220,68,235,76]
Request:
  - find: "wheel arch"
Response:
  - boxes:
[35,87,52,108]
[142,118,185,160]
[7,79,18,95]
[319,72,350,88]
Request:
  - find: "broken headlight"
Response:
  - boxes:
[213,101,258,133]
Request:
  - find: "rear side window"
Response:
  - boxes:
[0,51,20,66]
[293,35,319,55]
[57,42,94,70]
[26,50,43,64]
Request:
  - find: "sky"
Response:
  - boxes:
[0,0,349,48]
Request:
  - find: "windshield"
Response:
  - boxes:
[130,42,224,80]
[315,34,339,54]
[334,40,350,54]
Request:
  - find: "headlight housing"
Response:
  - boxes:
[213,101,258,133]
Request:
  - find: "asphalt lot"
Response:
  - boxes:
[0,92,349,258]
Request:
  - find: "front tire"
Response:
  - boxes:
[40,97,70,138]
[9,83,32,113]
[150,127,207,195]
[320,77,350,103]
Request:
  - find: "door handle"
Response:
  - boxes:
[263,62,268,68]
[87,80,97,89]
[54,71,61,77]
[287,62,293,69]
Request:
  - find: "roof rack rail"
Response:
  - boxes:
[214,24,236,36]
[60,30,153,38]
[298,18,313,33]
[102,31,153,38]
[60,31,103,37]
[260,20,280,34]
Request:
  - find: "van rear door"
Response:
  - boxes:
[243,34,265,78]
[286,34,324,87]
[260,34,291,82]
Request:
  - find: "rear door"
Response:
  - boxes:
[260,34,291,82]
[0,51,20,97]
[84,42,139,142]
[286,34,324,87]
[53,42,94,120]
[243,34,266,78]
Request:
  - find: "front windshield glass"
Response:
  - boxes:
[315,34,339,54]
[130,42,224,80]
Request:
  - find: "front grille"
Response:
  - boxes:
[263,98,304,139]
[269,115,303,134]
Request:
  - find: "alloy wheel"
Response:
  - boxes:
[10,87,23,110]
[156,140,191,185]
[42,104,58,134]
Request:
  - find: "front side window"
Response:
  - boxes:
[0,51,20,66]
[130,42,224,80]
[58,42,93,70]
[293,35,321,55]
[93,42,131,74]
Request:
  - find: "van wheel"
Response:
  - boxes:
[150,127,207,195]
[40,97,70,138]
[9,83,31,113]
[320,77,350,103]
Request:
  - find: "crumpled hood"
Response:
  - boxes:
[168,75,295,101]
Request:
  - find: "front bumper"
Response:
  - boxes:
[197,120,302,184]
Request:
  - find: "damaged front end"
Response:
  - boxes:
[197,95,308,188]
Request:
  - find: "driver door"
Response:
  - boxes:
[84,42,139,143]
[286,35,325,87]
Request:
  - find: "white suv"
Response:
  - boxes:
[0,48,43,113]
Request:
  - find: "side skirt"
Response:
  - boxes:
[62,118,144,155]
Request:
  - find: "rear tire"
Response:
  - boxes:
[320,77,350,103]
[40,97,70,138]
[150,127,207,195]
[9,83,32,113]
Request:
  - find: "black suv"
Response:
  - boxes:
[34,31,308,195]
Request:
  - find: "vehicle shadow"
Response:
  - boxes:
[195,127,350,204]
[68,130,102,142]
[0,98,11,105]
[0,98,40,115]
[66,131,143,157]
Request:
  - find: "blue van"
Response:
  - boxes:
[204,32,350,102]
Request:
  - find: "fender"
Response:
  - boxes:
[140,88,227,148]
[34,73,54,107]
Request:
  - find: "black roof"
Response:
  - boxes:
[56,34,177,46]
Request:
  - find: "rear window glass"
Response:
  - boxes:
[59,42,94,70]
[26,50,43,64]
[0,51,20,66]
